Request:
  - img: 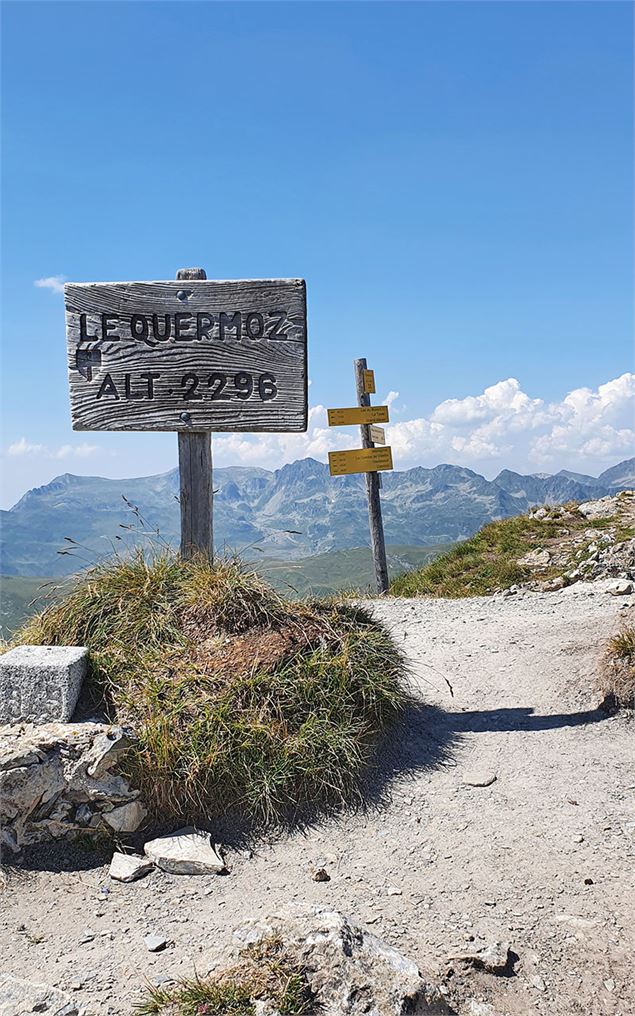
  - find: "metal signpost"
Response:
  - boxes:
[327,358,392,593]
[65,268,308,561]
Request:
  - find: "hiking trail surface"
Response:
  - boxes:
[1,581,633,1015]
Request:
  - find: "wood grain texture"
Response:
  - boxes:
[354,358,389,594]
[178,430,212,561]
[175,269,213,562]
[65,278,307,432]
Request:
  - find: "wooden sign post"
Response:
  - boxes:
[354,357,389,593]
[326,359,391,593]
[64,269,308,562]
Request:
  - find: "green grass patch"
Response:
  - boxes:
[14,552,408,825]
[390,514,566,597]
[138,937,314,1015]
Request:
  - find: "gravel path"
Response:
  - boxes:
[1,582,634,1015]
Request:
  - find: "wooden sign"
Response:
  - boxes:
[327,405,389,427]
[362,369,376,394]
[65,278,308,432]
[328,446,393,476]
[369,424,386,445]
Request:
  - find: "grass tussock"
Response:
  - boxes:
[15,552,408,824]
[391,514,567,598]
[599,625,635,710]
[138,937,314,1015]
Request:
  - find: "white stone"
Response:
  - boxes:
[144,934,167,952]
[462,771,497,788]
[0,973,85,1015]
[103,800,147,833]
[0,645,88,724]
[109,851,154,882]
[518,549,551,569]
[607,580,633,596]
[144,826,226,875]
[449,940,511,974]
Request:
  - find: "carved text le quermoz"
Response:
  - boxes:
[65,278,307,432]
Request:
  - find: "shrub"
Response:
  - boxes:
[16,552,408,824]
[599,625,635,709]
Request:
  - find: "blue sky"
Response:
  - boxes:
[1,0,633,507]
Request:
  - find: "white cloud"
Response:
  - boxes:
[212,373,634,477]
[7,437,100,460]
[7,437,45,456]
[34,275,66,294]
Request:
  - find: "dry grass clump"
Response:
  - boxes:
[15,552,408,825]
[598,625,635,709]
[138,936,314,1015]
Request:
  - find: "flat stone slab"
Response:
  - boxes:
[144,826,226,874]
[0,645,87,724]
[109,851,154,882]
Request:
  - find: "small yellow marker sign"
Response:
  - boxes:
[369,425,386,445]
[362,369,376,394]
[327,405,389,426]
[328,446,393,476]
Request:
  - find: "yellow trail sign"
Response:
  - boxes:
[327,405,389,426]
[362,369,376,394]
[328,446,393,476]
[369,425,386,445]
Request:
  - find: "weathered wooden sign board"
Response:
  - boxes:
[362,369,376,394]
[327,405,389,427]
[369,424,386,445]
[65,278,308,432]
[328,446,393,476]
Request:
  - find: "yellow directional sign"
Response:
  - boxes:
[327,405,389,426]
[369,424,386,445]
[328,446,393,476]
[362,369,376,394]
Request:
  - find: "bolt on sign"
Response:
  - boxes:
[64,278,308,432]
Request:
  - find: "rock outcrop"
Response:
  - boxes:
[0,974,85,1015]
[231,908,453,1014]
[0,721,144,852]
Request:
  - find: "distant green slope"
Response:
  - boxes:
[258,544,449,598]
[1,544,447,638]
[0,576,62,639]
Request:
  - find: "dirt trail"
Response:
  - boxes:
[1,582,634,1015]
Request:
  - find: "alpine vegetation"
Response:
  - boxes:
[14,552,409,825]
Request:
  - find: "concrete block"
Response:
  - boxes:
[0,645,88,724]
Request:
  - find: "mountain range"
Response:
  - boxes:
[2,457,633,577]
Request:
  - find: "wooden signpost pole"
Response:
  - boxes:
[354,358,389,593]
[176,268,212,562]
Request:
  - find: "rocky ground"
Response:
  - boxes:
[517,491,635,593]
[1,580,634,1016]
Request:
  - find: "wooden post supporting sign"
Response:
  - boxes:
[176,268,212,560]
[326,360,391,594]
[354,358,389,593]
